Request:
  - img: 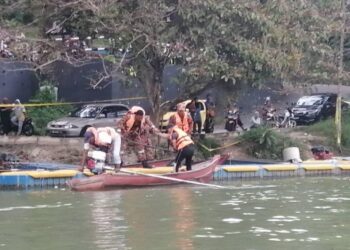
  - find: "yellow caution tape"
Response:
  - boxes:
[0,96,147,108]
[197,140,241,152]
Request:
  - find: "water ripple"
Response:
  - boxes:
[222,218,243,224]
[194,235,225,238]
[268,216,300,222]
[0,203,71,212]
[291,229,308,234]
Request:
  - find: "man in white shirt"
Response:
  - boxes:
[11,99,26,136]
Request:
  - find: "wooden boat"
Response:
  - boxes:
[68,155,226,191]
[0,158,173,173]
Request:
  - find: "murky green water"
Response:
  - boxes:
[1,177,350,250]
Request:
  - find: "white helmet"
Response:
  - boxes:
[266,96,271,101]
[98,131,112,145]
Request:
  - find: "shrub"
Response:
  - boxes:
[196,137,221,159]
[241,126,305,160]
[3,10,34,24]
[27,85,72,135]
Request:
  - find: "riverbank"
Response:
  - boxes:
[0,129,312,166]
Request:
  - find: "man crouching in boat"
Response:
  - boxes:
[79,127,122,174]
[159,124,195,172]
[117,106,160,169]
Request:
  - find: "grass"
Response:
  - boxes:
[301,111,350,152]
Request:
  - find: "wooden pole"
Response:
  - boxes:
[337,0,346,152]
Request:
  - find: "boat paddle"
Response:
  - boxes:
[118,168,226,189]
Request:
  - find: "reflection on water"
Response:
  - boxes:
[90,192,128,250]
[1,178,350,250]
[170,187,195,250]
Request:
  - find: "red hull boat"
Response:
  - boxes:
[68,155,226,191]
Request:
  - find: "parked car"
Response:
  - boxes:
[46,103,129,137]
[159,99,213,132]
[292,93,338,124]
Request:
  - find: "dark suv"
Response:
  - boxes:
[292,93,337,124]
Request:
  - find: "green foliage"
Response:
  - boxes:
[1,0,349,118]
[27,85,72,135]
[196,137,221,159]
[304,111,350,149]
[241,127,305,160]
[2,10,34,24]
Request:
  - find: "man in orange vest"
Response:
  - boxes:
[117,106,159,168]
[80,127,122,174]
[168,103,193,134]
[167,124,195,172]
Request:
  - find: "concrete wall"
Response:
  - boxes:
[0,61,39,102]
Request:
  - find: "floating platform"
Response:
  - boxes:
[2,160,350,189]
[215,160,350,181]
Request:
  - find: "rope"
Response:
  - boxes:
[196,140,241,152]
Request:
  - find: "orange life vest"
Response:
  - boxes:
[169,126,193,150]
[174,113,190,133]
[125,106,146,132]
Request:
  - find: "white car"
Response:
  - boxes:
[46,103,129,137]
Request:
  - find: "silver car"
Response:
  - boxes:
[46,103,129,137]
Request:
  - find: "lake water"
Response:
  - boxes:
[1,177,350,250]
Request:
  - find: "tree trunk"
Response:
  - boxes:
[137,61,163,123]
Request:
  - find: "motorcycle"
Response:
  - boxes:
[264,108,278,127]
[0,117,34,136]
[276,108,297,128]
[225,108,243,132]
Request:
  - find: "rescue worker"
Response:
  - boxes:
[167,124,195,172]
[79,127,122,174]
[117,106,159,168]
[168,103,193,135]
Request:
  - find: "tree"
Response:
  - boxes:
[1,0,349,120]
[52,0,336,119]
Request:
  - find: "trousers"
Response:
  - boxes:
[175,144,195,172]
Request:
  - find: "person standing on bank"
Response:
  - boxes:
[0,98,12,135]
[193,97,202,135]
[11,99,26,136]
